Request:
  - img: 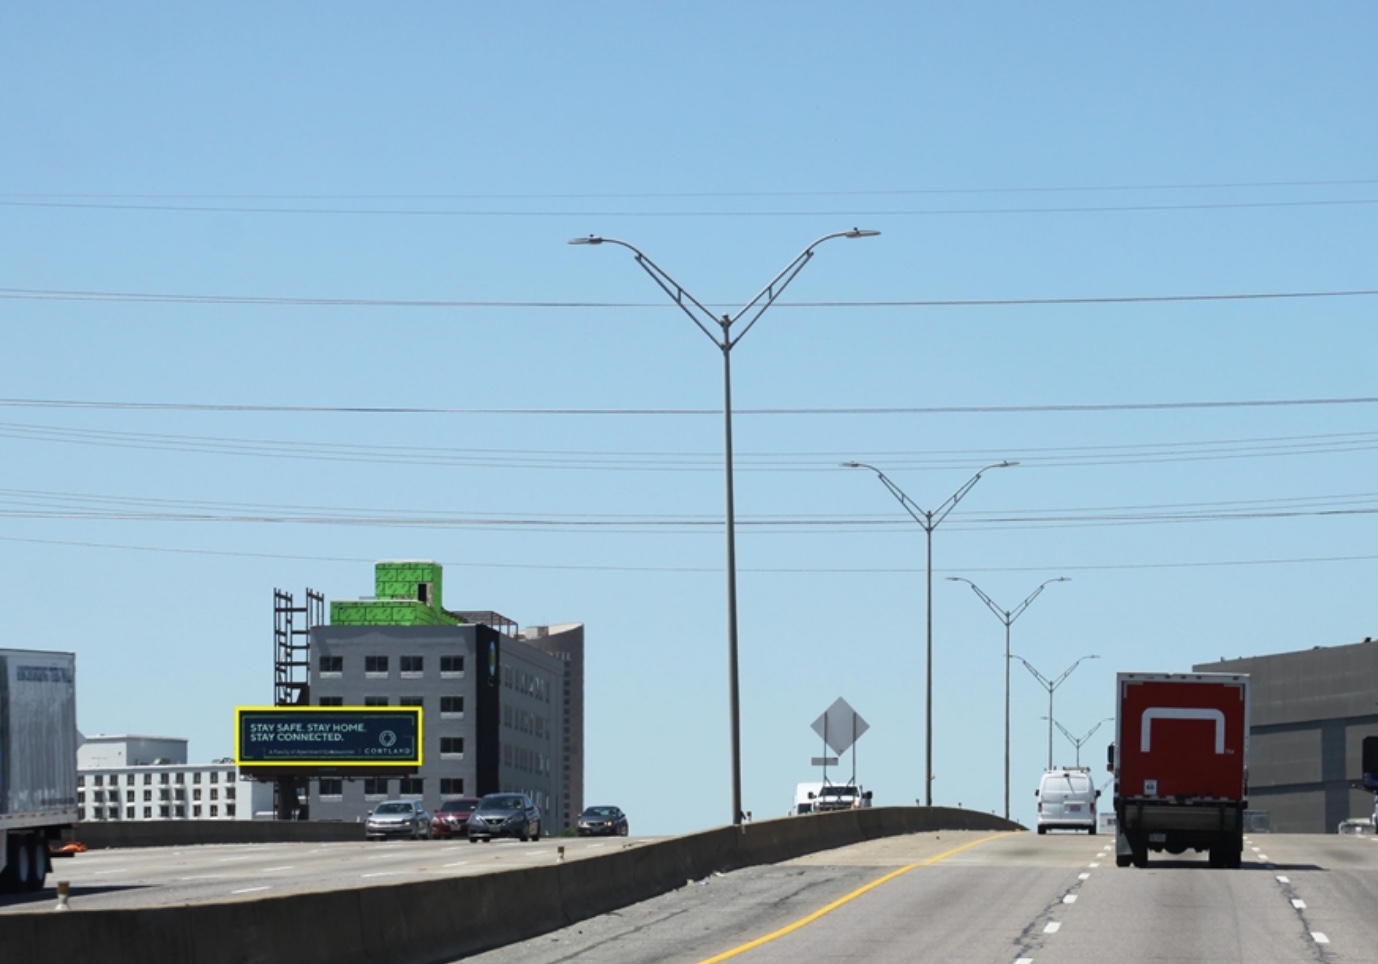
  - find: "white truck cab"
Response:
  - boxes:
[813,782,873,812]
[1035,767,1099,834]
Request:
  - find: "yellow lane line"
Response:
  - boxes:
[694,833,1011,964]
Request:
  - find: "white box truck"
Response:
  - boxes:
[0,648,78,892]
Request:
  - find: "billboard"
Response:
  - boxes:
[234,706,422,767]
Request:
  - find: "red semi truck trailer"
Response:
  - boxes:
[1110,672,1249,869]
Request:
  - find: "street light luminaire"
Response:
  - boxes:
[574,229,880,827]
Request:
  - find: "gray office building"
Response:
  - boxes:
[1195,639,1378,833]
[296,562,584,833]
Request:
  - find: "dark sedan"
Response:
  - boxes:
[467,792,542,842]
[431,796,482,839]
[576,805,629,837]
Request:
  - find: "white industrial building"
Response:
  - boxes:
[77,734,272,823]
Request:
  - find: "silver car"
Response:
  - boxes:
[467,792,542,843]
[365,800,433,840]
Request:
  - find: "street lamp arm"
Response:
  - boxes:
[841,461,932,528]
[1051,654,1100,689]
[728,229,880,347]
[568,235,723,347]
[930,461,1018,528]
[570,229,879,351]
[1013,655,1054,690]
[1008,576,1071,624]
[947,576,1008,625]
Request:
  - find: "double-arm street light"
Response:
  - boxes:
[947,576,1070,820]
[1012,654,1100,770]
[572,229,880,827]
[1048,716,1114,768]
[842,461,1016,806]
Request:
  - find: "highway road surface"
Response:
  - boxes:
[462,831,1378,964]
[7,829,1378,963]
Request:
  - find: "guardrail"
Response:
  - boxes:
[16,806,1021,964]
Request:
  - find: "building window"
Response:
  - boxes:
[399,778,423,796]
[365,655,389,675]
[319,696,344,706]
[126,790,135,802]
[143,790,152,802]
[440,778,465,795]
[144,807,152,819]
[175,773,185,784]
[440,696,464,716]
[364,778,389,798]
[400,696,423,708]
[193,773,201,784]
[194,789,202,801]
[440,656,465,676]
[319,778,343,798]
[159,806,170,818]
[193,805,202,818]
[210,772,219,784]
[175,806,185,818]
[364,696,388,706]
[211,789,219,801]
[440,737,465,756]
[400,655,423,675]
[143,773,153,785]
[227,805,236,818]
[160,773,169,784]
[319,655,343,674]
[126,807,135,820]
[210,806,218,818]
[226,787,236,800]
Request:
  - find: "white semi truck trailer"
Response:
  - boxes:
[0,648,78,892]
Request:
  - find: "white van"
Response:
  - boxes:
[1035,768,1099,834]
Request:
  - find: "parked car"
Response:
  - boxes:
[365,800,432,840]
[576,805,629,837]
[431,796,482,839]
[467,792,542,842]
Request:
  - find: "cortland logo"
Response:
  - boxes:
[1140,707,1228,754]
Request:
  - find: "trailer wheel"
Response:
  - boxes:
[24,837,47,891]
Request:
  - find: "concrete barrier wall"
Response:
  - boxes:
[73,819,364,849]
[16,807,1022,964]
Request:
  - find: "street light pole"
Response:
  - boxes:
[947,576,1069,820]
[1049,716,1114,768]
[842,461,1017,806]
[573,229,880,827]
[1013,654,1100,769]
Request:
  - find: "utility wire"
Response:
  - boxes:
[2,286,1376,309]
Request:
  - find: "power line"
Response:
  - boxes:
[4,420,1378,470]
[2,285,1376,309]
[2,532,1375,575]
[3,198,1377,217]
[3,177,1376,200]
[4,395,1378,417]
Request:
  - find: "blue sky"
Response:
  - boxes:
[3,2,1376,834]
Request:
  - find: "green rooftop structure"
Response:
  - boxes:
[330,561,462,627]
